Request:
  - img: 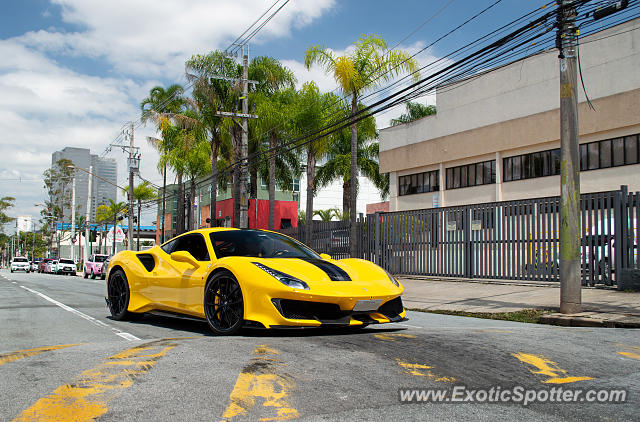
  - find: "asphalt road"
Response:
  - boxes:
[0,269,638,421]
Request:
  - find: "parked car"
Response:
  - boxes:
[57,258,77,275]
[45,260,58,274]
[99,255,111,280]
[84,254,109,279]
[31,258,41,272]
[38,258,53,273]
[10,257,30,273]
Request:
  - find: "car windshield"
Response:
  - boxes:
[209,230,320,259]
[93,255,108,262]
[14,257,28,262]
[60,259,74,264]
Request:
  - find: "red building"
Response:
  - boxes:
[157,199,299,243]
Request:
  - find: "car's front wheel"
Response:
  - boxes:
[204,271,244,335]
[107,269,136,321]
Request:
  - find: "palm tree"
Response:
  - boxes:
[291,82,338,244]
[253,88,299,230]
[305,33,419,256]
[390,101,436,126]
[181,138,211,231]
[316,107,388,216]
[313,208,338,222]
[249,57,297,230]
[140,84,185,242]
[96,199,127,255]
[122,182,157,251]
[185,52,238,228]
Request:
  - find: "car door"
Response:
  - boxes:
[152,233,212,315]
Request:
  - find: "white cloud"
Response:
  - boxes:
[1,1,336,227]
[18,0,336,79]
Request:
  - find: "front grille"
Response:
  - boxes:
[272,299,348,321]
[377,297,404,318]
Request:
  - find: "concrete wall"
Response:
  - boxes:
[378,18,640,212]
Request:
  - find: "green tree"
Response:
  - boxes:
[0,196,15,230]
[305,33,419,256]
[185,52,238,228]
[141,84,185,241]
[390,101,436,126]
[122,182,157,251]
[313,208,338,222]
[291,82,339,243]
[249,58,297,230]
[316,106,388,215]
[253,88,299,230]
[96,199,127,255]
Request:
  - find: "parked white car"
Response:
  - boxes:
[31,260,40,272]
[45,260,58,274]
[10,257,30,273]
[56,258,77,275]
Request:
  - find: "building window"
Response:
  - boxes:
[507,134,639,183]
[398,170,439,196]
[292,178,300,192]
[446,160,495,190]
[505,149,561,182]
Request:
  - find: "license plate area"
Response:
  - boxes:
[352,299,382,312]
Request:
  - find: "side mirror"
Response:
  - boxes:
[319,253,332,260]
[170,251,200,268]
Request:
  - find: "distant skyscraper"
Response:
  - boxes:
[51,147,117,222]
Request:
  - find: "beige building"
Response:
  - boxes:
[379,18,640,212]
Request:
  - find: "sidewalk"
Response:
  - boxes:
[397,276,640,328]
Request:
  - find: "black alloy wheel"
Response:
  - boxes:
[204,271,244,335]
[107,269,135,320]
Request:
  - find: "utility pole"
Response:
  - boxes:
[557,0,581,314]
[239,47,250,229]
[128,122,135,251]
[70,174,76,260]
[214,44,258,229]
[84,165,93,263]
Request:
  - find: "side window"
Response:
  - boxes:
[161,238,179,255]
[173,234,210,261]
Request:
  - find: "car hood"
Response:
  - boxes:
[247,257,400,292]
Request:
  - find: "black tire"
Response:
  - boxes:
[84,271,88,279]
[91,271,96,279]
[204,271,244,335]
[107,269,136,321]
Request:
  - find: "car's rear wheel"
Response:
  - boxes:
[91,271,96,279]
[83,270,88,279]
[204,271,244,335]
[107,269,136,321]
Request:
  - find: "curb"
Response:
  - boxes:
[397,275,560,288]
[540,313,640,328]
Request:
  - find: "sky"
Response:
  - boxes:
[0,0,542,230]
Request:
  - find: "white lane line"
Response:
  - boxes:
[397,323,424,329]
[19,285,140,341]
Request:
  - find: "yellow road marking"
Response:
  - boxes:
[512,352,593,384]
[396,359,456,382]
[617,344,640,360]
[618,351,640,360]
[0,344,82,366]
[221,345,298,422]
[374,333,416,341]
[13,339,178,422]
[474,329,513,334]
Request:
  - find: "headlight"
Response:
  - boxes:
[384,269,400,287]
[253,262,309,290]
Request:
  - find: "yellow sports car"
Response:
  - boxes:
[105,228,406,335]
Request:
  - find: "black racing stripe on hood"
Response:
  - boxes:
[300,258,351,281]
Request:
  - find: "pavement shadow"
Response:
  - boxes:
[107,313,409,338]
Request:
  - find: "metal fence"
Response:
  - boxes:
[280,186,639,286]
